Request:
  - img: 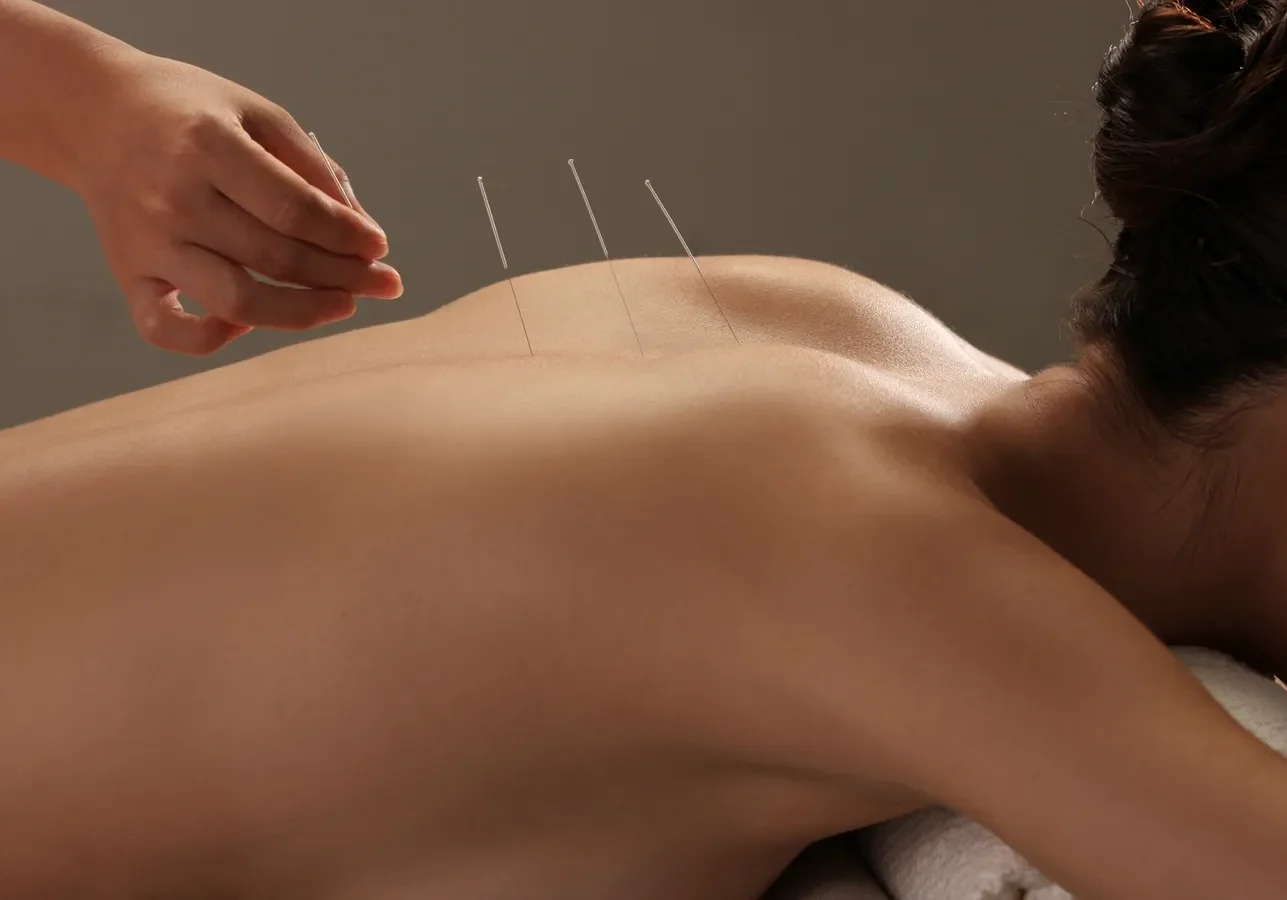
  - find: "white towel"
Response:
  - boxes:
[857,647,1287,900]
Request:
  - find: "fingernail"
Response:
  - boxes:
[370,261,404,299]
[339,174,362,211]
[342,184,384,239]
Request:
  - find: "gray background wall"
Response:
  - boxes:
[0,0,1130,429]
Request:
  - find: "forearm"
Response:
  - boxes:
[0,1,134,184]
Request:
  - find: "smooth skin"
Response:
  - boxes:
[0,0,403,354]
[2,255,1287,899]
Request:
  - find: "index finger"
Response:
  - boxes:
[314,144,372,221]
[252,111,388,253]
[212,129,388,260]
[306,133,359,212]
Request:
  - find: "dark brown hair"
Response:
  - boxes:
[1075,0,1287,430]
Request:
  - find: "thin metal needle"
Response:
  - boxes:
[477,177,533,356]
[307,132,355,209]
[568,159,643,355]
[646,179,739,343]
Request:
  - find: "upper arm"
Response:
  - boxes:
[820,501,1287,899]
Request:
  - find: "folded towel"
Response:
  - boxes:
[857,647,1287,900]
[858,807,1069,900]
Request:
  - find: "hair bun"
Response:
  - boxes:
[1093,0,1280,228]
[1075,2,1287,427]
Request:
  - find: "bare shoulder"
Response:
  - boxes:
[685,256,1027,379]
[423,253,1027,379]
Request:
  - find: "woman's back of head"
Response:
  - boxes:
[1076,0,1287,437]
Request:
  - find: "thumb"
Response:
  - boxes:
[245,107,387,240]
[311,137,371,219]
[126,278,250,355]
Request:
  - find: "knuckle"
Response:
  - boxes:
[223,277,260,323]
[131,305,179,350]
[167,115,228,177]
[242,102,299,144]
[183,111,234,150]
[148,123,230,211]
[270,191,320,234]
[255,101,295,131]
[268,104,300,133]
[139,187,177,221]
[164,186,210,226]
[134,310,167,345]
[254,240,307,282]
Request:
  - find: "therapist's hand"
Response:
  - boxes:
[72,50,403,355]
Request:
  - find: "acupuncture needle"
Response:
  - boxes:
[568,159,644,355]
[477,177,534,356]
[645,179,739,343]
[307,132,355,209]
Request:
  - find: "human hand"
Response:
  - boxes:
[71,50,403,354]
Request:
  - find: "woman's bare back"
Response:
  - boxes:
[3,257,1283,900]
[1,255,1013,440]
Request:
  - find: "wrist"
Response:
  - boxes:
[0,2,140,187]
